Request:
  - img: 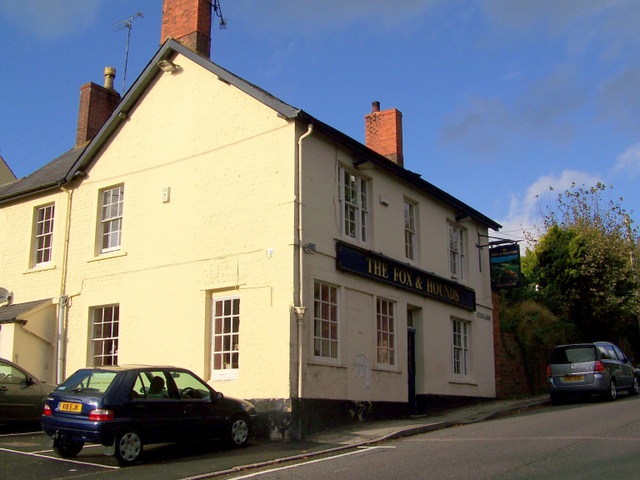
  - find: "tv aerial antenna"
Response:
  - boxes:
[211,0,227,29]
[113,11,144,95]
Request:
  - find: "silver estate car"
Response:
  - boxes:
[546,342,639,405]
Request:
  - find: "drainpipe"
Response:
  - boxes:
[295,124,313,430]
[56,186,73,383]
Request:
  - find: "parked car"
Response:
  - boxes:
[546,342,639,405]
[41,365,257,466]
[0,357,56,424]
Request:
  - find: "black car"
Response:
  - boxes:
[0,357,56,424]
[41,365,257,465]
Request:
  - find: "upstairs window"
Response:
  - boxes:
[404,200,416,260]
[339,167,368,242]
[99,185,124,253]
[33,204,55,266]
[449,223,466,280]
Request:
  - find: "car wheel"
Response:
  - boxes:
[53,437,84,458]
[629,377,640,396]
[605,379,617,401]
[226,414,250,447]
[115,429,143,466]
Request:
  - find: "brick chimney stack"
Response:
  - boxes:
[161,0,212,58]
[75,67,121,147]
[365,101,404,167]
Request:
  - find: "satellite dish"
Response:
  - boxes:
[0,287,10,303]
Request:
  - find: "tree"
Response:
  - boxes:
[524,183,640,355]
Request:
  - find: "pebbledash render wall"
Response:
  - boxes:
[62,51,298,403]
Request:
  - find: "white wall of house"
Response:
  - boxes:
[298,132,495,401]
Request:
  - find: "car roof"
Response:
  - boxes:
[555,342,614,349]
[74,365,187,372]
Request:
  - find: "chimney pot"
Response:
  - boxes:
[372,101,380,113]
[104,66,116,90]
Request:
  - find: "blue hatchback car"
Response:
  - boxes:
[41,365,257,465]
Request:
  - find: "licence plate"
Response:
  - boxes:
[563,375,584,383]
[59,402,82,413]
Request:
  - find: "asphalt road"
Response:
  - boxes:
[2,395,640,479]
[221,395,640,480]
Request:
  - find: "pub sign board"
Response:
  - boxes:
[335,241,476,311]
[490,243,522,289]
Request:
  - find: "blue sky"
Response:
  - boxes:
[1,1,639,244]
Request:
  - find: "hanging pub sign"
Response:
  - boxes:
[336,241,476,311]
[490,243,522,289]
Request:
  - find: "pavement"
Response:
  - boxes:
[305,393,550,448]
[184,394,551,479]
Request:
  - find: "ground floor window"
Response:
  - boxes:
[376,298,396,367]
[211,297,240,380]
[91,305,119,366]
[452,318,470,376]
[313,281,339,359]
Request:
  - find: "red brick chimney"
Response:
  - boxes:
[161,0,212,58]
[76,67,120,147]
[365,101,404,167]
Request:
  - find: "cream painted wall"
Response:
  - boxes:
[61,53,298,400]
[0,191,69,303]
[0,47,496,407]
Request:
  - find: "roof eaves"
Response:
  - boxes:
[294,111,502,231]
[0,299,52,324]
[62,39,500,231]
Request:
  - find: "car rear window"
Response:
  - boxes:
[551,346,597,364]
[56,370,118,395]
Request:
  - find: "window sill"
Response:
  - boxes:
[373,365,401,374]
[308,359,347,369]
[24,264,57,274]
[448,377,478,386]
[88,250,128,262]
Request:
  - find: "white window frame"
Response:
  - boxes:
[376,297,396,368]
[404,200,416,260]
[452,318,470,376]
[313,281,339,360]
[449,222,466,280]
[90,305,119,366]
[99,184,124,253]
[339,166,369,243]
[33,203,55,266]
[211,297,240,381]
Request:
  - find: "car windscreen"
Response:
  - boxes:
[551,346,597,364]
[56,370,118,395]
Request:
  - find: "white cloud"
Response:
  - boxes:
[614,143,640,178]
[498,170,602,248]
[0,0,101,38]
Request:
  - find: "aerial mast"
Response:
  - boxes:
[113,11,144,95]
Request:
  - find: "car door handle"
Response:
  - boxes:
[0,386,7,392]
